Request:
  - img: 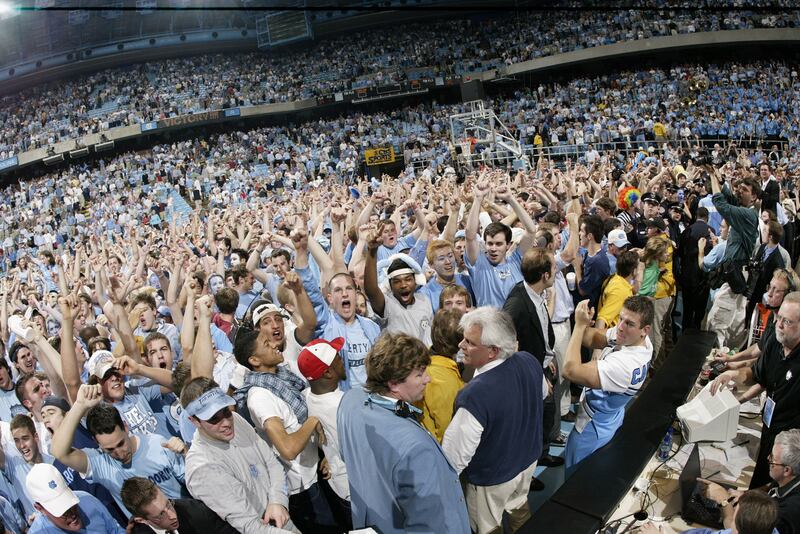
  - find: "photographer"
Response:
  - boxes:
[705,168,760,350]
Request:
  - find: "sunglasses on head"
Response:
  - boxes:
[205,407,233,425]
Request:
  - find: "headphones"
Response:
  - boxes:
[365,393,423,420]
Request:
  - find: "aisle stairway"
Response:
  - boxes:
[167,189,193,225]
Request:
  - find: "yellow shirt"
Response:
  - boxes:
[653,122,667,138]
[417,355,464,443]
[597,274,634,328]
[651,233,676,299]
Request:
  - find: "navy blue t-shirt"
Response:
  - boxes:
[579,249,610,308]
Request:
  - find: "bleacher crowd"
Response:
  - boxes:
[2,6,799,158]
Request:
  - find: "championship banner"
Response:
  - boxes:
[365,147,395,166]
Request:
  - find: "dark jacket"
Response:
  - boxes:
[677,220,712,289]
[747,243,786,303]
[130,498,239,534]
[503,282,554,366]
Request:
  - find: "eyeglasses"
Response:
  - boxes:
[775,315,798,328]
[768,454,788,468]
[204,407,233,425]
[460,337,494,350]
[146,498,175,522]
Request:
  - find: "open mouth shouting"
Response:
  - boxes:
[397,291,414,305]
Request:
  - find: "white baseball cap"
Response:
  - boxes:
[25,463,79,517]
[252,303,288,327]
[607,229,630,248]
[87,350,115,380]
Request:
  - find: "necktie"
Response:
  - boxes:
[542,299,555,350]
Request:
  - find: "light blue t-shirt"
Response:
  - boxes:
[113,384,169,438]
[465,249,523,308]
[235,290,259,320]
[84,432,185,517]
[343,321,371,388]
[377,234,417,262]
[210,323,233,353]
[0,388,24,422]
[28,491,125,534]
[0,464,23,519]
[0,492,25,534]
[420,274,475,313]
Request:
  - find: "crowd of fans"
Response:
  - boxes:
[1,93,800,531]
[1,9,800,528]
[2,7,800,158]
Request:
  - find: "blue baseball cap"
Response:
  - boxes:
[184,387,235,421]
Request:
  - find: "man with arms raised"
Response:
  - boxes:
[294,227,380,389]
[464,181,538,307]
[51,384,187,517]
[562,296,654,469]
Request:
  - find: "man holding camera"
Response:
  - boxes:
[705,168,760,350]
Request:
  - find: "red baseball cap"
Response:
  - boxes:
[297,338,345,381]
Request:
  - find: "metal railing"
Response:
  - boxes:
[404,135,791,174]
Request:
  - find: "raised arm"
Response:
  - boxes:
[178,277,197,364]
[561,300,603,389]
[329,207,348,274]
[495,183,537,254]
[247,235,271,285]
[52,384,102,474]
[560,212,580,264]
[113,355,173,393]
[28,322,68,400]
[57,294,83,403]
[465,181,491,265]
[283,271,316,346]
[363,229,386,317]
[191,295,215,380]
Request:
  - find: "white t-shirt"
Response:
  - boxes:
[247,387,318,494]
[596,326,653,395]
[382,291,433,346]
[281,322,306,383]
[304,390,349,501]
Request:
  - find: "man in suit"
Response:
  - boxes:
[337,333,469,534]
[121,477,239,534]
[503,247,564,488]
[678,206,712,330]
[745,220,788,330]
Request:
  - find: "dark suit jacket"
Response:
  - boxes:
[748,243,786,305]
[503,282,554,366]
[761,178,780,217]
[677,220,712,289]
[130,498,239,534]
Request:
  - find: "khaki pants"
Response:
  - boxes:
[650,296,673,368]
[466,461,537,534]
[706,282,748,350]
[553,320,572,416]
